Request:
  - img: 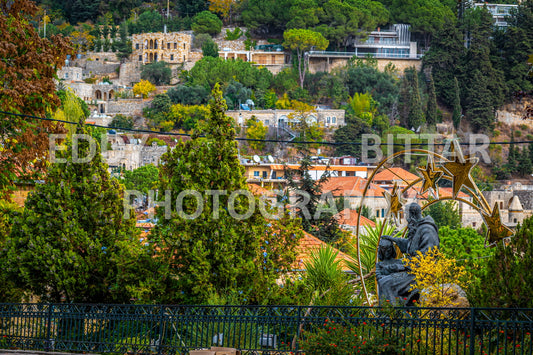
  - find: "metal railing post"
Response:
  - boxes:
[469,308,476,355]
[157,305,165,355]
[45,304,53,351]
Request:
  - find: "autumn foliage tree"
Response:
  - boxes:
[208,0,236,24]
[0,0,72,197]
[133,79,156,100]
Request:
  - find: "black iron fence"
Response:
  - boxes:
[1,304,533,354]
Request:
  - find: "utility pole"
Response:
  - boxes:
[167,0,170,20]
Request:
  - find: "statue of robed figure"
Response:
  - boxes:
[377,202,440,305]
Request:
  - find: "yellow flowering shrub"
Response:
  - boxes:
[406,247,468,308]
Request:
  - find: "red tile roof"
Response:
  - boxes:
[404,187,470,199]
[321,176,386,197]
[373,167,419,185]
[294,232,353,272]
[334,209,376,228]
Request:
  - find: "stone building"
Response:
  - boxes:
[225,109,346,128]
[481,184,533,227]
[131,32,193,64]
[57,66,83,82]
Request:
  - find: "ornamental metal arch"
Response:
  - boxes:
[353,140,515,306]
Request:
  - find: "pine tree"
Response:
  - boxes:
[285,156,342,244]
[470,216,533,308]
[426,73,438,126]
[154,84,302,304]
[452,77,462,129]
[5,125,153,303]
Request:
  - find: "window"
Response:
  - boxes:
[332,117,337,124]
[174,43,177,49]
[272,171,277,179]
[262,171,267,178]
[138,55,142,61]
[381,209,385,217]
[265,120,269,126]
[170,54,174,61]
[136,43,139,50]
[167,43,170,49]
[253,171,260,177]
[376,210,380,218]
[64,72,68,78]
[514,218,517,223]
[183,43,186,49]
[473,222,476,227]
[326,117,331,124]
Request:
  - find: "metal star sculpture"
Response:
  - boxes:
[483,202,514,245]
[382,182,406,225]
[417,156,444,198]
[442,140,478,198]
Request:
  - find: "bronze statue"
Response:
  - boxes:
[377,202,440,305]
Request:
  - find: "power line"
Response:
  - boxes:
[2,110,533,147]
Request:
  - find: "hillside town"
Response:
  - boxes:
[2,0,533,352]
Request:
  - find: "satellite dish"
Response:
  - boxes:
[267,155,274,163]
[253,155,261,163]
[246,99,255,106]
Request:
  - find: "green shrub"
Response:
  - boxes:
[225,27,243,40]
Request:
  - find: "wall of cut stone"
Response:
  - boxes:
[85,61,121,77]
[118,62,142,86]
[308,57,422,74]
[107,99,151,116]
[67,82,94,101]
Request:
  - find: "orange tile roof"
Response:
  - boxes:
[334,209,376,228]
[321,176,386,197]
[373,167,419,184]
[294,232,353,272]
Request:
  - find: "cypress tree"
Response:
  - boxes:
[461,7,505,132]
[422,17,463,107]
[426,73,438,126]
[507,135,518,174]
[399,67,425,130]
[154,84,302,304]
[452,77,462,129]
[5,125,152,303]
[518,146,533,176]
